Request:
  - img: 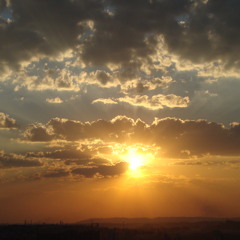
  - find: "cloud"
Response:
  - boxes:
[120,76,173,94]
[43,169,70,178]
[149,118,240,158]
[26,146,112,169]
[92,93,190,110]
[0,112,17,129]
[71,162,128,178]
[0,0,93,70]
[19,68,80,91]
[0,151,42,168]
[17,145,121,179]
[94,70,112,86]
[92,98,118,105]
[118,94,190,110]
[1,0,240,75]
[22,116,138,145]
[46,97,63,104]
[173,157,240,167]
[64,157,109,166]
[23,116,240,158]
[27,147,90,160]
[27,147,110,165]
[23,123,54,142]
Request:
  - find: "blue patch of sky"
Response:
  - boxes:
[78,29,95,42]
[24,56,113,79]
[175,13,189,26]
[103,2,116,16]
[0,6,13,21]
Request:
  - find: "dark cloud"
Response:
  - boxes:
[24,116,135,142]
[1,0,240,73]
[0,152,42,168]
[148,118,240,157]
[0,0,8,11]
[64,159,90,166]
[64,156,110,166]
[27,148,90,160]
[43,169,70,178]
[95,70,112,85]
[173,159,240,166]
[27,147,110,166]
[0,112,17,129]
[0,0,96,69]
[71,161,128,178]
[24,116,240,158]
[23,124,54,142]
[168,0,240,68]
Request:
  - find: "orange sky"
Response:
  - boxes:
[1,0,240,223]
[1,151,240,223]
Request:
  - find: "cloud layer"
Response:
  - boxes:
[1,0,240,73]
[24,116,240,158]
[72,162,128,178]
[0,151,42,168]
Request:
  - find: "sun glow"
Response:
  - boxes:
[127,149,145,170]
[113,144,156,177]
[121,147,156,177]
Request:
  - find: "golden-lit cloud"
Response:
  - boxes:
[72,162,128,178]
[92,98,118,105]
[92,93,189,110]
[46,97,63,104]
[22,116,240,158]
[17,68,80,91]
[118,94,190,110]
[0,112,17,129]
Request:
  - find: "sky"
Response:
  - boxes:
[1,0,240,223]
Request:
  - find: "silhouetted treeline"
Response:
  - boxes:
[1,220,240,240]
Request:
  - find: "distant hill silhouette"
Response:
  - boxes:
[78,217,240,225]
[77,217,240,232]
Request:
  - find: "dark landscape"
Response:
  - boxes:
[1,218,240,240]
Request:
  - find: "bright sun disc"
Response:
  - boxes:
[126,149,145,170]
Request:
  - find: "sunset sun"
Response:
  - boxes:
[120,147,155,176]
[126,149,145,171]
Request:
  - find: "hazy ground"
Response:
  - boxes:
[1,218,240,240]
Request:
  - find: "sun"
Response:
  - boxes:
[116,145,155,177]
[125,148,146,171]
